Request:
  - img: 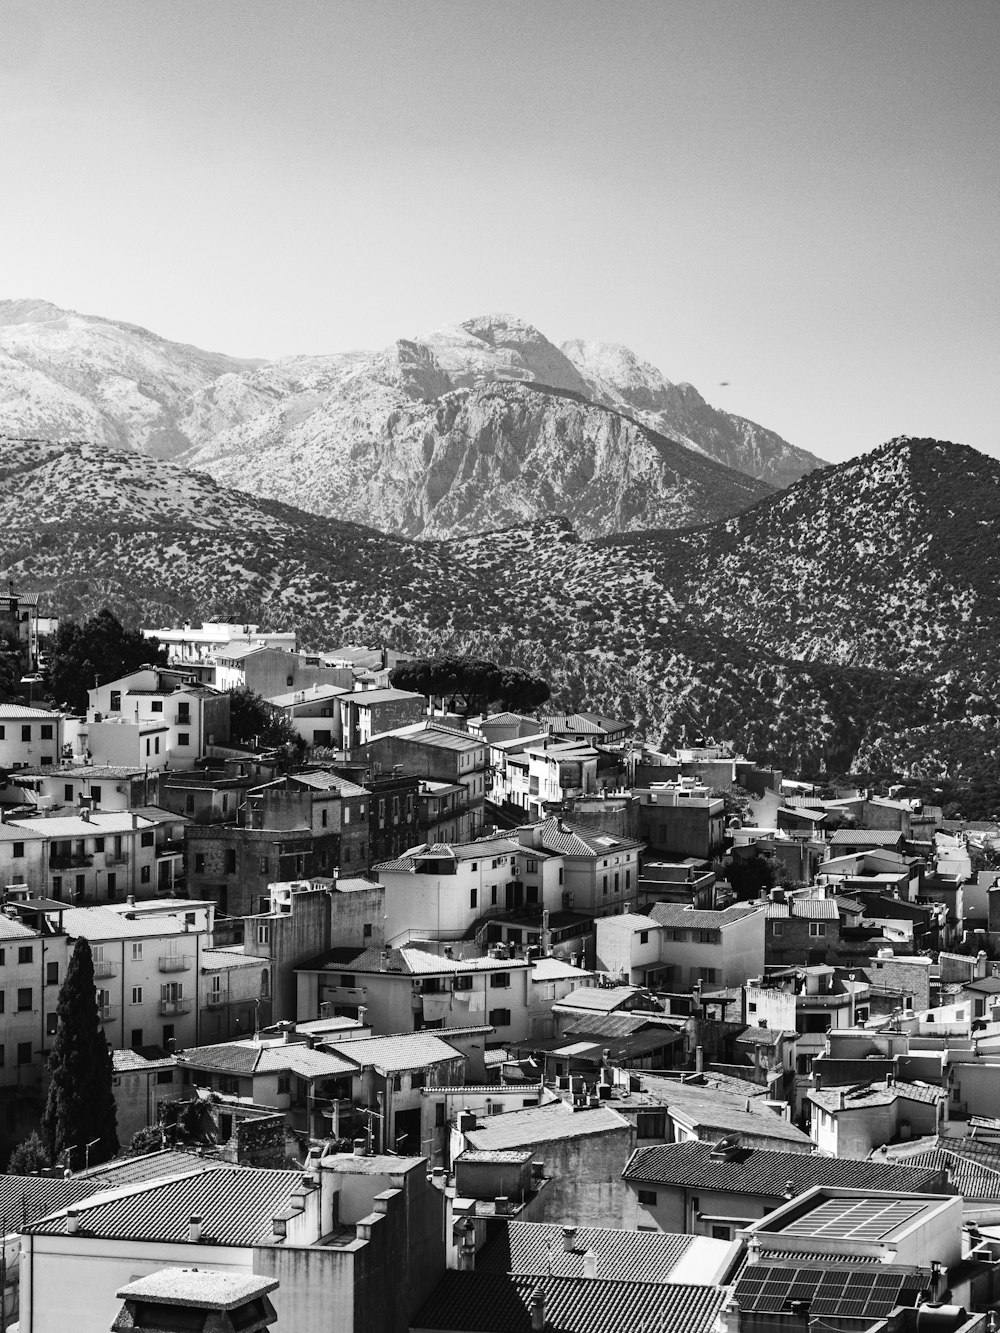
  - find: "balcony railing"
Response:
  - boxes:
[206,991,229,1007]
[104,853,129,866]
[159,998,192,1016]
[158,955,191,973]
[96,1006,119,1025]
[50,853,92,869]
[158,840,185,857]
[93,961,117,979]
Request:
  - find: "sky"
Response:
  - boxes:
[1,0,997,463]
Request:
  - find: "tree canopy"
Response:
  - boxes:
[228,687,306,756]
[47,608,168,713]
[389,655,551,716]
[42,938,119,1171]
[7,1131,51,1175]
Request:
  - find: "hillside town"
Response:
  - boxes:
[0,602,994,1333]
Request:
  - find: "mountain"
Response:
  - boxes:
[3,432,999,806]
[0,299,260,458]
[562,338,824,488]
[0,303,822,537]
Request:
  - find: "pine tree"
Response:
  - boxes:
[42,938,119,1170]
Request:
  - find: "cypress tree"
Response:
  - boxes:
[42,938,119,1170]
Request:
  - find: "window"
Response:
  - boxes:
[177,733,190,747]
[151,700,163,713]
[132,942,143,961]
[454,975,473,992]
[0,1045,4,1066]
[277,1075,291,1094]
[488,1008,511,1026]
[46,1012,58,1036]
[225,850,236,874]
[156,1070,173,1085]
[257,923,270,945]
[64,784,74,802]
[91,786,102,804]
[18,946,33,965]
[17,1042,32,1065]
[697,967,718,984]
[286,675,294,686]
[343,807,350,825]
[21,725,31,742]
[470,888,478,910]
[340,974,356,988]
[525,858,538,873]
[809,922,826,937]
[0,725,4,738]
[637,1189,657,1206]
[639,930,649,944]
[51,876,62,897]
[141,831,154,847]
[490,973,510,989]
[321,808,328,828]
[491,885,498,906]
[698,930,717,943]
[131,986,143,1004]
[363,922,373,939]
[184,792,196,814]
[110,690,121,712]
[12,842,24,859]
[711,1224,732,1241]
[46,961,58,986]
[17,988,32,1012]
[772,921,784,936]
[140,865,151,884]
[94,836,105,852]
[259,857,269,875]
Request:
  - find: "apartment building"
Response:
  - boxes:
[0,704,63,770]
[84,668,230,772]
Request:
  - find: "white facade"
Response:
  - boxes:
[0,705,63,770]
[84,670,228,772]
[142,621,297,663]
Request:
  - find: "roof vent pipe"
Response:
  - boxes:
[187,1215,203,1242]
[529,1286,546,1333]
[562,1224,578,1253]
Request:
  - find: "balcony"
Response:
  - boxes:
[93,961,118,979]
[96,1006,119,1025]
[104,853,129,866]
[158,955,192,973]
[159,998,192,1016]
[174,712,192,727]
[49,853,92,870]
[206,991,230,1008]
[158,840,185,858]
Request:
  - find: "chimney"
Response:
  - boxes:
[814,1074,822,1093]
[353,1137,367,1157]
[582,1250,598,1280]
[357,1005,367,1027]
[187,1215,203,1242]
[65,1208,80,1234]
[459,1221,476,1271]
[529,1286,546,1333]
[127,894,135,907]
[562,1224,578,1253]
[695,1045,704,1074]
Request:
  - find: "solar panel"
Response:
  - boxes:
[733,1264,923,1317]
[780,1197,926,1241]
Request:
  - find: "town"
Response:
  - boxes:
[0,597,998,1333]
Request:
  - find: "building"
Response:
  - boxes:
[515,818,644,920]
[5,763,156,812]
[111,1049,185,1144]
[268,683,348,749]
[620,1139,946,1239]
[0,587,42,670]
[365,772,422,865]
[1,808,188,903]
[141,621,297,665]
[631,902,768,990]
[634,785,726,860]
[342,689,427,751]
[808,1076,946,1157]
[0,704,63,770]
[541,712,634,745]
[765,896,841,966]
[297,943,532,1042]
[84,669,230,771]
[364,725,487,835]
[214,645,353,699]
[199,945,271,1042]
[20,1149,447,1333]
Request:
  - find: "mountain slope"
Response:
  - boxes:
[0,299,260,459]
[0,303,819,538]
[2,433,998,800]
[562,338,825,487]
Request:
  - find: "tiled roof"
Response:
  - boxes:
[0,1173,102,1226]
[175,1041,357,1079]
[200,948,266,972]
[531,818,642,858]
[649,903,760,930]
[80,1150,210,1188]
[0,916,42,940]
[465,1102,630,1151]
[735,1027,794,1046]
[295,943,526,977]
[344,687,424,706]
[15,764,147,779]
[61,907,190,940]
[0,703,61,719]
[531,958,591,982]
[621,1141,943,1195]
[7,812,154,837]
[112,1049,175,1073]
[897,1147,1000,1199]
[829,830,906,846]
[810,1080,943,1112]
[564,1013,673,1040]
[411,1273,725,1333]
[768,898,839,919]
[327,1032,464,1073]
[476,1221,696,1283]
[554,986,646,1013]
[28,1166,304,1245]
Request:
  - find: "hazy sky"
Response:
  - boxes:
[1,0,997,463]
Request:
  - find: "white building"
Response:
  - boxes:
[141,621,297,664]
[83,669,230,772]
[0,704,63,770]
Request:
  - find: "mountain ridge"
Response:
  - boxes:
[0,301,823,537]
